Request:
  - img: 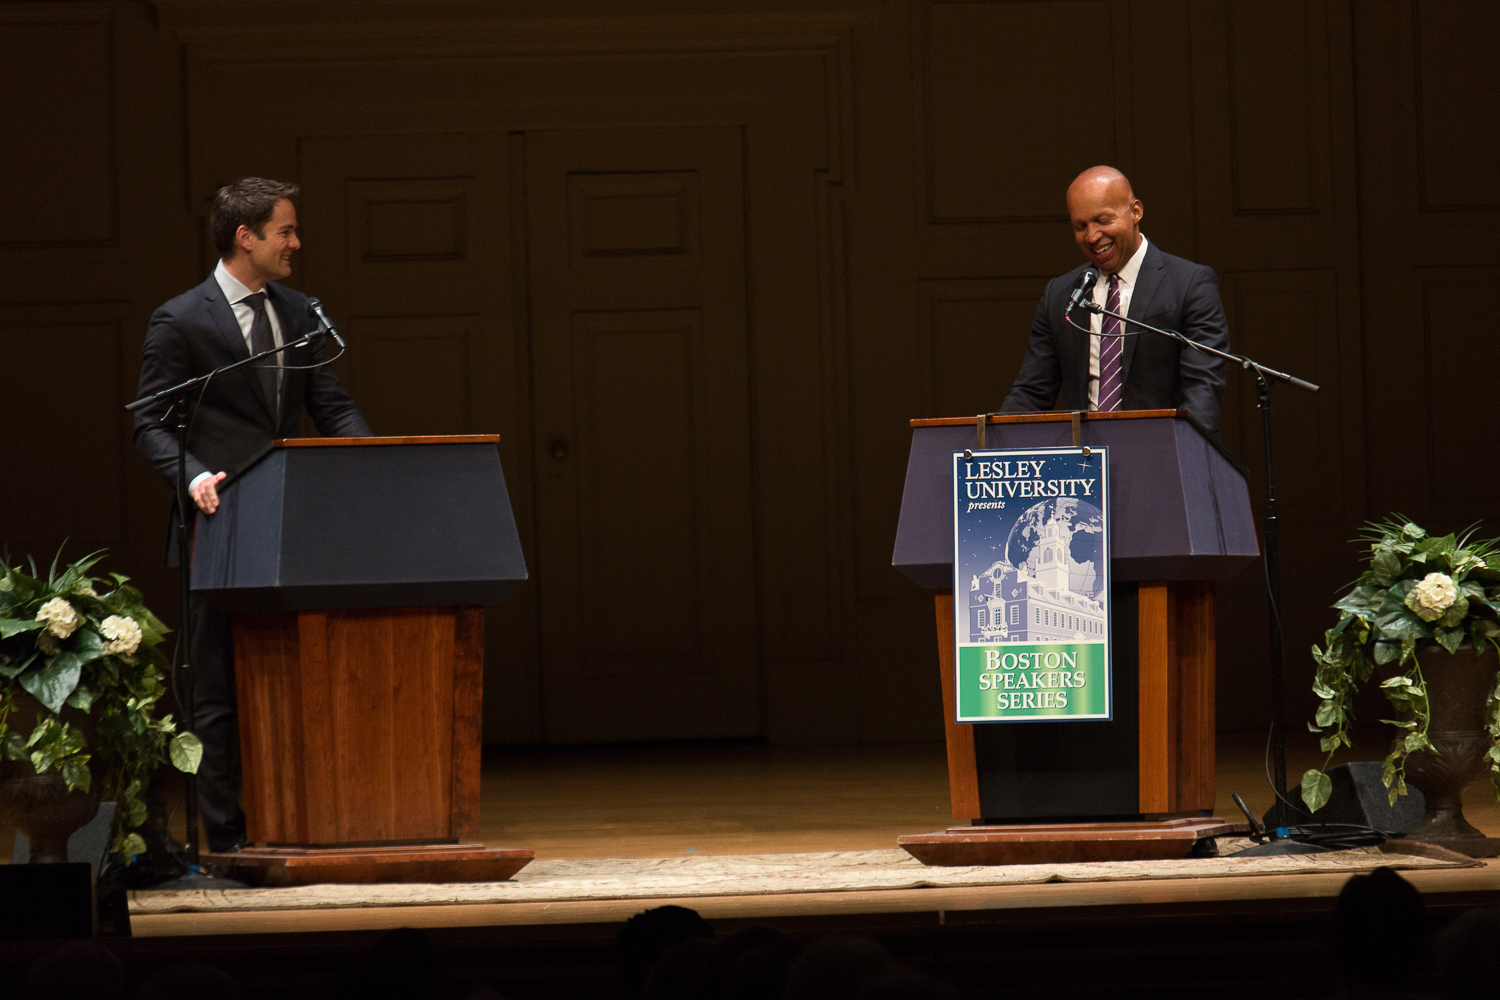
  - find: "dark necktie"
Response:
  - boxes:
[1097,274,1124,412]
[241,292,279,412]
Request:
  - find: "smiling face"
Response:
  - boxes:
[1066,169,1143,274]
[233,198,300,289]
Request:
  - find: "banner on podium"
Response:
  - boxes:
[951,446,1112,722]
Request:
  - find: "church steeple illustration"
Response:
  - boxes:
[1033,514,1070,591]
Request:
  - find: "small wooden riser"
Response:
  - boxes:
[898,818,1239,866]
[202,845,534,886]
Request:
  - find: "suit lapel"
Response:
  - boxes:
[201,277,250,362]
[202,275,277,422]
[1121,243,1164,390]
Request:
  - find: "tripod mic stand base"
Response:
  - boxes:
[1230,838,1335,857]
[147,866,250,891]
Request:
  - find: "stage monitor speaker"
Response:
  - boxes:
[1263,762,1426,834]
[11,801,116,874]
[0,862,95,939]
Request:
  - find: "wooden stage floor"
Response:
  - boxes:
[130,731,1500,939]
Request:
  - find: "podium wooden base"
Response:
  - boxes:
[897,817,1243,866]
[202,843,535,887]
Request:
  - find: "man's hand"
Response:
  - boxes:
[191,471,228,514]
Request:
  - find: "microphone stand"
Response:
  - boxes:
[1078,301,1320,852]
[125,328,327,888]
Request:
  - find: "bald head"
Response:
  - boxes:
[1066,166,1143,274]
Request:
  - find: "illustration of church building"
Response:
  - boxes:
[968,512,1105,644]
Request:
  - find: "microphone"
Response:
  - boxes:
[306,297,346,349]
[1066,267,1099,317]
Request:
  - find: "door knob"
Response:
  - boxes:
[549,439,569,460]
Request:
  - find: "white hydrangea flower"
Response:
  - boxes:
[100,615,143,656]
[1406,572,1459,622]
[36,597,83,638]
[74,583,97,597]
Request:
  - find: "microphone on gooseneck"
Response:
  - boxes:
[1066,267,1099,318]
[306,297,346,349]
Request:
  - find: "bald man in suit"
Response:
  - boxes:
[1001,166,1229,434]
[134,177,371,851]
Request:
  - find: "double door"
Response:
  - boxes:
[299,127,758,743]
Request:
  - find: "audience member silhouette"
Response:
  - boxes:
[338,927,446,1000]
[134,962,243,1000]
[25,941,126,1000]
[1329,867,1429,998]
[695,926,793,999]
[859,967,959,1000]
[617,904,716,996]
[1434,904,1500,1000]
[642,937,717,1000]
[783,936,893,1000]
[713,928,802,1000]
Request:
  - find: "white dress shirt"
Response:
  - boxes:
[191,263,286,490]
[1086,235,1150,410]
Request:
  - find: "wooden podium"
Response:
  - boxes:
[891,411,1259,864]
[189,435,533,885]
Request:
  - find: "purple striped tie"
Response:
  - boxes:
[1097,274,1123,412]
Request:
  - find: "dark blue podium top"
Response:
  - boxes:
[892,411,1258,589]
[191,436,528,612]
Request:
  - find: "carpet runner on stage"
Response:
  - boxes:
[130,840,1478,914]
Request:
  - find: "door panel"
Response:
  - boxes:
[526,127,759,743]
[296,134,544,744]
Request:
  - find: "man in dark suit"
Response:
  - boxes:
[1000,166,1229,434]
[134,177,371,851]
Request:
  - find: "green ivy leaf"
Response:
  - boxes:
[1315,701,1339,727]
[1372,548,1402,585]
[0,649,37,679]
[1436,626,1466,654]
[2,731,27,761]
[19,655,83,714]
[70,628,108,666]
[0,618,44,639]
[1376,609,1432,643]
[1301,769,1333,813]
[59,757,91,794]
[121,832,147,857]
[1373,641,1401,665]
[1334,587,1383,617]
[18,655,83,714]
[65,684,96,713]
[169,732,203,774]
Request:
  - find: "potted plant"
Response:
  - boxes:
[1304,518,1500,853]
[0,549,200,862]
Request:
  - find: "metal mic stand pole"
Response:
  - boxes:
[1082,302,1317,850]
[125,332,327,890]
[171,396,201,868]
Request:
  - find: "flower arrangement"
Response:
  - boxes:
[1303,518,1500,812]
[0,549,200,855]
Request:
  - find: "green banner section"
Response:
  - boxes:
[956,643,1109,721]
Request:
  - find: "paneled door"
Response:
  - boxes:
[296,134,545,745]
[526,127,760,743]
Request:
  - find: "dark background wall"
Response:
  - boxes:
[1,0,1494,747]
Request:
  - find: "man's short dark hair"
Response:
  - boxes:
[210,177,300,258]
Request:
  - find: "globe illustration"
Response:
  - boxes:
[1003,497,1105,598]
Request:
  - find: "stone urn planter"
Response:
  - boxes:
[0,702,101,864]
[1304,519,1500,850]
[1393,644,1500,857]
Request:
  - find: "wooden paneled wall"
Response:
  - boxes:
[1,0,1491,745]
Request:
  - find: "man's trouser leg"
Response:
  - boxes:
[188,599,245,852]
